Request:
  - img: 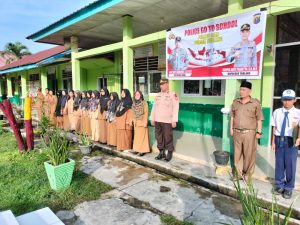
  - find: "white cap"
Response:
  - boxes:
[282,89,296,100]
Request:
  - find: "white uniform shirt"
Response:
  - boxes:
[270,106,300,137]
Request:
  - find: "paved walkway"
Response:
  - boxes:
[57,154,242,225]
[90,142,300,222]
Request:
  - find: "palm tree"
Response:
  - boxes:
[1,42,31,64]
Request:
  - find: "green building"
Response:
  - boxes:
[1,0,300,185]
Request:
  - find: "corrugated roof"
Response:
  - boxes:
[26,0,102,40]
[0,46,66,71]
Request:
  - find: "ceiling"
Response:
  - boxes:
[32,0,277,49]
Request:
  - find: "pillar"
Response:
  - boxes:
[70,36,81,90]
[21,72,27,97]
[122,15,134,93]
[7,76,12,97]
[221,0,244,154]
[40,67,47,92]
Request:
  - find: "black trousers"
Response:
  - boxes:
[155,122,174,152]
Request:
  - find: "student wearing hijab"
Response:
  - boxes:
[55,90,63,128]
[64,90,75,132]
[106,92,120,146]
[90,91,100,142]
[116,89,133,151]
[43,88,51,119]
[61,90,69,131]
[73,91,82,133]
[86,91,93,136]
[80,91,91,136]
[48,90,58,126]
[34,87,44,122]
[132,90,150,156]
[98,87,110,143]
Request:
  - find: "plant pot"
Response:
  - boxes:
[79,145,92,155]
[44,159,75,191]
[213,150,230,165]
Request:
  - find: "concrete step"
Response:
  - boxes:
[16,207,64,225]
[0,210,19,225]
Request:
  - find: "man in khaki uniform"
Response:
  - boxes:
[230,81,264,181]
[150,79,179,162]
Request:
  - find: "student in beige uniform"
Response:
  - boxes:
[99,87,110,143]
[60,90,69,131]
[48,90,58,126]
[34,88,44,122]
[132,90,150,156]
[73,91,82,133]
[64,90,75,131]
[116,89,133,151]
[79,91,91,136]
[43,88,51,119]
[106,92,120,146]
[150,79,179,162]
[89,91,100,142]
[230,81,264,182]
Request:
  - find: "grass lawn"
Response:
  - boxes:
[0,131,112,216]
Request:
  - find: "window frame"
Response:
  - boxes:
[181,79,225,97]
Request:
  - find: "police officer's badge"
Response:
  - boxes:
[253,13,261,24]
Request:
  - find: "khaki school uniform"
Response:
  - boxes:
[43,94,51,119]
[64,99,74,131]
[116,109,133,151]
[98,111,108,143]
[90,106,100,141]
[80,109,91,136]
[107,119,117,146]
[35,92,44,121]
[73,108,81,133]
[133,102,150,153]
[49,95,57,126]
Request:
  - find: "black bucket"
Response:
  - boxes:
[213,150,230,165]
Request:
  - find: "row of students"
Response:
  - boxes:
[35,87,150,155]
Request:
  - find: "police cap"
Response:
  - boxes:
[160,79,169,85]
[240,23,250,31]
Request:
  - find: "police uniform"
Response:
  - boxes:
[271,89,300,198]
[150,79,179,161]
[230,82,264,178]
[168,37,189,70]
[227,24,257,67]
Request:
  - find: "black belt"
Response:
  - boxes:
[275,136,293,141]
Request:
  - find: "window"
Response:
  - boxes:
[149,72,161,94]
[29,74,39,81]
[134,72,148,95]
[182,80,225,96]
[97,77,108,90]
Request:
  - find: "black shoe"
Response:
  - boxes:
[131,151,138,155]
[274,187,284,195]
[164,151,173,162]
[138,153,145,157]
[283,190,293,199]
[155,150,166,160]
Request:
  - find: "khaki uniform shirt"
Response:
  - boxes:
[230,97,264,130]
[150,91,179,124]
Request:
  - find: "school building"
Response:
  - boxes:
[1,0,300,185]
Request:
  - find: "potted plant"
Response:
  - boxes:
[78,134,92,155]
[213,150,230,165]
[44,129,75,191]
[39,115,51,143]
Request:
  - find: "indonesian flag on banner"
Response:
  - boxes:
[166,9,267,80]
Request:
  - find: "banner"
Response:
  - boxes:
[166,9,267,80]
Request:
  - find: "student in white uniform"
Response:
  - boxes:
[271,89,300,199]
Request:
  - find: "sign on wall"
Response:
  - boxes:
[166,9,267,80]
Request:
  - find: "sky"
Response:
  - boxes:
[0,0,97,53]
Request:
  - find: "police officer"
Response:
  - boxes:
[227,24,257,67]
[150,79,179,162]
[271,89,300,199]
[230,81,264,181]
[168,36,189,71]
